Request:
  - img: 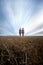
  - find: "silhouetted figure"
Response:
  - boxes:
[19,28,21,36]
[22,28,24,36]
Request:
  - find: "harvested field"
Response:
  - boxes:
[0,36,43,65]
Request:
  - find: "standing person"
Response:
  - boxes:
[22,28,24,36]
[19,28,21,36]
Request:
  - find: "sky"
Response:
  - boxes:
[0,0,43,36]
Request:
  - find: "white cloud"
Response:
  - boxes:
[23,9,43,35]
[0,0,43,35]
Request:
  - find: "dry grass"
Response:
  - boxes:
[0,36,43,65]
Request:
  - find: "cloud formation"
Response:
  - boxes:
[0,0,43,36]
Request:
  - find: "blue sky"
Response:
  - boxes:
[0,0,43,36]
